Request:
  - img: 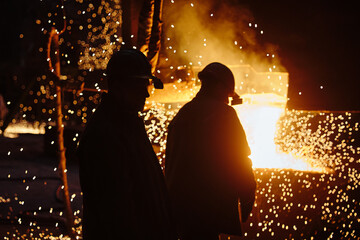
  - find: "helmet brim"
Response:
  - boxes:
[132,75,164,89]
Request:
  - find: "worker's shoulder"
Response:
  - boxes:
[213,100,236,113]
[80,107,118,141]
[200,98,237,117]
[173,98,237,124]
[184,97,235,111]
[209,103,239,125]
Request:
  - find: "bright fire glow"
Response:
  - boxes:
[147,65,329,172]
[234,94,328,172]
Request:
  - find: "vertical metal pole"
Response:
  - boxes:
[48,27,75,238]
[147,0,163,73]
[46,1,74,237]
[121,0,164,73]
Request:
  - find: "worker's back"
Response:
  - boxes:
[165,93,256,240]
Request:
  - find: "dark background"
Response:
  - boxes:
[1,0,359,111]
[241,0,360,110]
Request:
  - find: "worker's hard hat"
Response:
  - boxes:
[198,62,242,105]
[198,62,235,94]
[106,49,163,89]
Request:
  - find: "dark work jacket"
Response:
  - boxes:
[77,94,176,240]
[165,93,256,239]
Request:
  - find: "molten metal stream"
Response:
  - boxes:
[234,93,328,172]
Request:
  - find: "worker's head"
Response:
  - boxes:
[106,49,163,111]
[198,62,237,104]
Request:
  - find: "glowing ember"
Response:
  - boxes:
[1,121,46,138]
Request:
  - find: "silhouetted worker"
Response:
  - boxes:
[77,49,176,240]
[165,62,256,240]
